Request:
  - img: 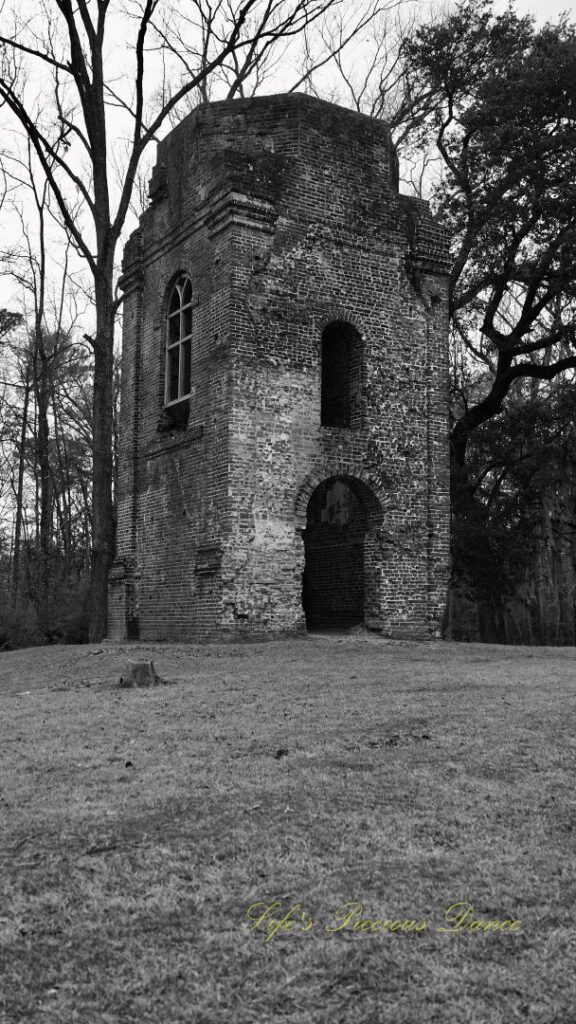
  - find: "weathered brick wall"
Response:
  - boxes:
[108,92,451,642]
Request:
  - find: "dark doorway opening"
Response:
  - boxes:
[302,477,367,630]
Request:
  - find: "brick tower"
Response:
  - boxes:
[108,93,451,641]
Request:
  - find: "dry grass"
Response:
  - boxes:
[1,635,575,1023]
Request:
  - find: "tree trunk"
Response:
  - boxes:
[89,273,116,641]
[50,376,72,576]
[11,361,32,605]
[34,336,53,626]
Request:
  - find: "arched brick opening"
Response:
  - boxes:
[301,475,383,630]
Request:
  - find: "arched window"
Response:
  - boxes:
[165,275,193,406]
[321,320,361,428]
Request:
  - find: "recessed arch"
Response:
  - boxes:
[295,465,389,531]
[300,474,384,631]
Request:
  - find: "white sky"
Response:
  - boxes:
[0,0,573,316]
[513,0,575,16]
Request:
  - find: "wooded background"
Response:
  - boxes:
[1,0,575,647]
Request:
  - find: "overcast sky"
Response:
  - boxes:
[509,0,573,17]
[0,0,573,316]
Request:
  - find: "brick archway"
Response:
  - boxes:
[294,465,388,532]
[299,474,385,631]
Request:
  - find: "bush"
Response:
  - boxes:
[53,578,90,644]
[0,599,43,650]
[0,577,90,649]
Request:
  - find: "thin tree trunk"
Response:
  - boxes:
[50,376,72,576]
[11,361,32,605]
[33,337,53,625]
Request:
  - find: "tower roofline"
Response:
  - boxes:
[151,89,400,210]
[185,90,393,130]
[155,90,395,159]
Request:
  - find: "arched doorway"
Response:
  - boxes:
[302,476,380,630]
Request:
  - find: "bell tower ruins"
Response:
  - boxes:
[108,93,451,641]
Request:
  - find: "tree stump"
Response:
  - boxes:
[119,660,167,688]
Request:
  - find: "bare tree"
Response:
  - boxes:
[298,2,445,194]
[0,0,382,640]
[0,132,84,610]
[1,340,29,605]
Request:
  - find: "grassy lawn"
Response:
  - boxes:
[1,635,575,1023]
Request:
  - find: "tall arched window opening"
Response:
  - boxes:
[165,275,193,406]
[320,320,361,428]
